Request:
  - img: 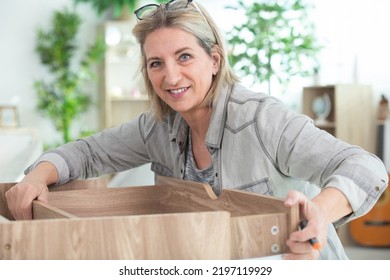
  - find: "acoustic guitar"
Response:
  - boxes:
[349,174,390,247]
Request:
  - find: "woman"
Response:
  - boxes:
[6,0,388,260]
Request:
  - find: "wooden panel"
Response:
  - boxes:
[157,176,299,258]
[46,178,220,218]
[157,175,218,199]
[157,176,221,213]
[231,213,289,259]
[33,201,76,219]
[0,178,107,219]
[0,182,16,219]
[157,176,299,231]
[48,177,108,191]
[0,211,230,260]
[335,84,375,153]
[48,177,298,220]
[47,186,162,217]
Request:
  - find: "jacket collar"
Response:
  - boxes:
[206,84,232,149]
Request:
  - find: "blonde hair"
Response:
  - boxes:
[132,0,239,121]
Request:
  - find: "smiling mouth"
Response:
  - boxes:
[168,87,189,95]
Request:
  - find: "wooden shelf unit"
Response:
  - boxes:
[302,84,376,153]
[99,20,150,129]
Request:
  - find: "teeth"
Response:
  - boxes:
[169,87,187,94]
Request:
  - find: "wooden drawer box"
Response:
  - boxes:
[0,176,298,259]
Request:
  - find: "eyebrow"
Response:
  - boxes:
[146,47,194,64]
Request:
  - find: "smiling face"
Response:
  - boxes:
[143,27,220,119]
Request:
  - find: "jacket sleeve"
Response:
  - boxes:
[262,98,388,227]
[25,113,152,185]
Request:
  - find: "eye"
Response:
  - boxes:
[179,53,191,62]
[149,60,161,68]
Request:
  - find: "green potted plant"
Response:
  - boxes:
[73,0,166,20]
[34,7,105,146]
[226,0,321,95]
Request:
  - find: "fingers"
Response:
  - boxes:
[284,189,302,207]
[5,182,48,220]
[36,185,49,204]
[283,190,326,259]
[284,234,322,260]
[283,250,320,260]
[6,185,31,220]
[284,190,312,215]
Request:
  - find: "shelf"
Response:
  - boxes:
[99,21,151,129]
[302,84,375,153]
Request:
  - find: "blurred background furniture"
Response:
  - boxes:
[99,21,150,129]
[302,84,375,153]
[0,106,19,128]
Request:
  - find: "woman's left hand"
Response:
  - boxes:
[283,190,328,260]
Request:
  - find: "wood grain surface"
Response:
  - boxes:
[0,178,107,220]
[1,176,298,259]
[33,201,77,219]
[0,211,230,259]
[0,182,15,220]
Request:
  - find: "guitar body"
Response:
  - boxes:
[349,174,390,247]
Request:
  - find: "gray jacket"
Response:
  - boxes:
[30,83,388,259]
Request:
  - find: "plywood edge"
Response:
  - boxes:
[33,201,77,219]
[221,188,285,204]
[49,177,108,192]
[288,203,300,237]
[156,175,217,200]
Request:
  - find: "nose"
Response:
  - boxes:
[164,62,182,86]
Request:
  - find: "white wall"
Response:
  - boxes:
[0,0,101,143]
[1,0,389,142]
[312,0,390,97]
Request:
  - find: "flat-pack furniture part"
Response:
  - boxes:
[0,176,299,259]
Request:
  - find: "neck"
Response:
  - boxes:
[183,107,212,170]
[181,107,211,140]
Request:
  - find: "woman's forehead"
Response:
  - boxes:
[144,27,201,56]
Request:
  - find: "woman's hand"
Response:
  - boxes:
[283,187,353,259]
[5,177,49,220]
[283,190,328,260]
[5,162,58,220]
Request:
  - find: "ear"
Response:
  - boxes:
[211,45,221,75]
